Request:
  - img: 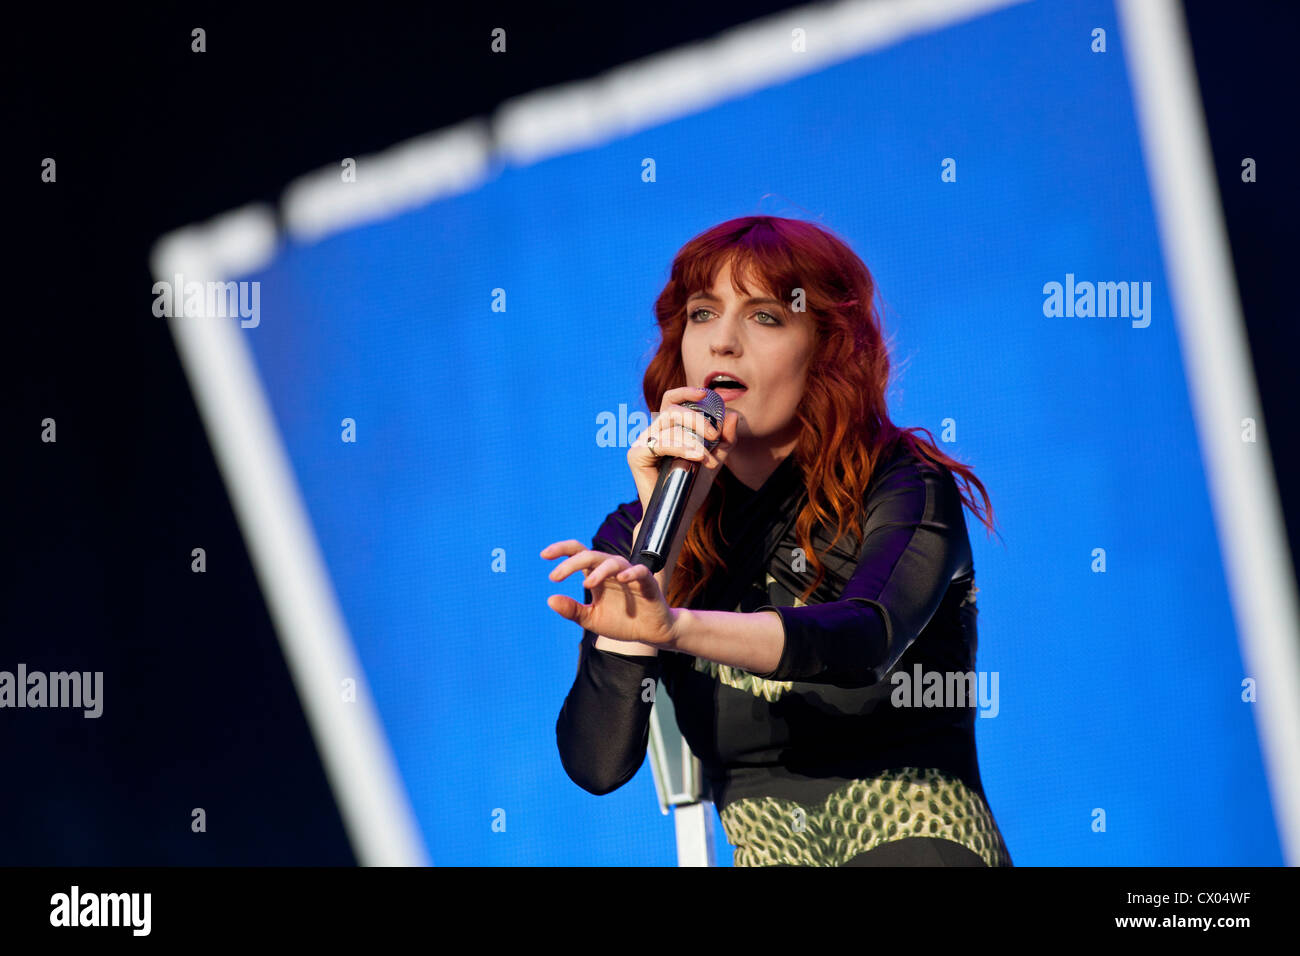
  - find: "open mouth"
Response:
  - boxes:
[705,372,748,392]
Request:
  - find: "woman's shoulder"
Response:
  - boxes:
[864,436,964,514]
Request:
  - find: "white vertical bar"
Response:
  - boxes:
[156,218,429,866]
[1118,0,1300,863]
[674,803,718,866]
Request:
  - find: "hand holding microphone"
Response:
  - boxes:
[628,386,739,572]
[541,386,737,645]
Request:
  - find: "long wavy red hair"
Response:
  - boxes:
[643,215,999,609]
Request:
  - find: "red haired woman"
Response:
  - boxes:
[545,216,1012,867]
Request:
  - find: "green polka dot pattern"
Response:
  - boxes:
[691,656,794,702]
[719,767,1012,867]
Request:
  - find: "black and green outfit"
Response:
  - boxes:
[556,436,1012,866]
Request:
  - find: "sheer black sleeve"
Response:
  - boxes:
[554,500,662,795]
[753,451,974,688]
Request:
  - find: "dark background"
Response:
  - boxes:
[5,1,1297,864]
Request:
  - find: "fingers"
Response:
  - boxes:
[631,416,706,464]
[664,404,723,445]
[648,408,719,455]
[655,420,707,461]
[545,547,603,582]
[540,540,584,559]
[614,563,650,585]
[546,593,583,623]
[663,385,707,406]
[685,410,738,472]
[628,402,737,479]
[542,543,646,593]
[582,555,628,590]
[713,410,739,455]
[660,389,723,442]
[543,547,637,589]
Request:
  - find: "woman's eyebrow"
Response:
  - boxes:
[687,293,786,308]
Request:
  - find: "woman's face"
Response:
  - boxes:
[681,259,816,448]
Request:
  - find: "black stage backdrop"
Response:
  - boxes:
[4,1,1298,865]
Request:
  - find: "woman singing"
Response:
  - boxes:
[545,215,1012,867]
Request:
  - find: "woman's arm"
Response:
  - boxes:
[760,454,972,686]
[669,454,972,687]
[555,635,659,794]
[555,508,663,795]
[668,607,786,674]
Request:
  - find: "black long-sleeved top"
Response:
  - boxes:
[555,437,1012,866]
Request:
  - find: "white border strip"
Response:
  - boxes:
[281,119,494,245]
[493,0,1022,168]
[150,205,430,866]
[270,0,1025,246]
[1119,0,1300,864]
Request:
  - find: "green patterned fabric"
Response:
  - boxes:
[719,766,1012,867]
[686,465,1011,867]
[691,656,794,703]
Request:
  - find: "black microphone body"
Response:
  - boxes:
[630,389,726,572]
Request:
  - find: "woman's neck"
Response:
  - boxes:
[724,444,795,492]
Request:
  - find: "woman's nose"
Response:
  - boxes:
[708,313,741,352]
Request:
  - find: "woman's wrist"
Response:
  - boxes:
[666,607,785,675]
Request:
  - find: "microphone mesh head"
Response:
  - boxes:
[680,388,727,447]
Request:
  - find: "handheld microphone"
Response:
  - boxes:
[630,388,726,572]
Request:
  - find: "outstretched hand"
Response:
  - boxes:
[541,540,679,646]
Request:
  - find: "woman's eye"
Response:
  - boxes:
[688,308,781,325]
